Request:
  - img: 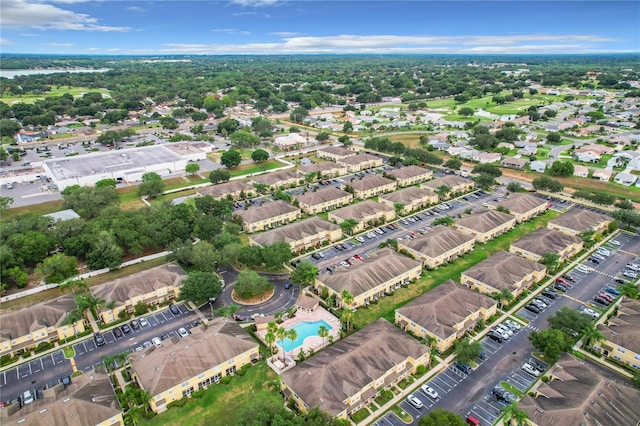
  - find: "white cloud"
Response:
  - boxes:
[47,42,74,46]
[1,0,130,31]
[0,38,12,45]
[269,31,302,37]
[212,28,251,36]
[126,6,145,12]
[230,0,282,7]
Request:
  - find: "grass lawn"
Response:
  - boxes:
[3,199,64,220]
[141,361,279,426]
[228,160,283,178]
[390,405,412,423]
[500,381,524,397]
[350,408,371,424]
[352,210,559,330]
[1,86,110,105]
[63,346,76,359]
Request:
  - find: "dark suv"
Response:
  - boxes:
[169,304,180,315]
[94,332,106,346]
[455,362,472,375]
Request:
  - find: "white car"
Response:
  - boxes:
[178,327,189,338]
[152,337,162,348]
[407,394,424,409]
[576,265,592,274]
[522,363,541,377]
[355,236,365,243]
[138,317,149,327]
[581,307,599,319]
[495,324,513,337]
[610,240,621,246]
[505,320,521,331]
[421,385,439,399]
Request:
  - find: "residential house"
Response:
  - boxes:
[593,298,640,369]
[0,295,87,357]
[547,208,612,236]
[128,319,259,414]
[519,354,640,426]
[573,165,589,177]
[91,263,187,324]
[280,319,430,420]
[273,133,307,148]
[517,145,538,156]
[252,170,301,190]
[495,193,549,223]
[421,175,475,198]
[196,180,255,200]
[384,165,433,187]
[328,200,396,233]
[579,143,614,155]
[454,207,516,243]
[378,187,438,215]
[314,248,422,308]
[500,157,526,169]
[473,151,502,164]
[337,153,384,172]
[509,228,583,262]
[235,200,301,233]
[344,175,397,200]
[294,186,353,214]
[592,168,613,182]
[614,171,638,186]
[249,217,342,252]
[395,280,497,353]
[573,150,601,163]
[447,146,476,158]
[299,162,348,179]
[529,161,547,173]
[0,370,123,426]
[316,146,356,162]
[397,225,475,269]
[460,251,547,299]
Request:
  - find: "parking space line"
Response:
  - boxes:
[430,380,450,393]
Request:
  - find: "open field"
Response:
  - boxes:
[1,86,111,105]
[228,159,284,177]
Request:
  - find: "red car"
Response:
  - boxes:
[556,278,568,285]
[599,293,614,303]
[354,254,364,261]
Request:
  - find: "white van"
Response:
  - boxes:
[576,264,592,274]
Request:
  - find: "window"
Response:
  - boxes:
[617,348,626,354]
[213,373,222,383]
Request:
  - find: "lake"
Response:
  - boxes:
[0,69,110,79]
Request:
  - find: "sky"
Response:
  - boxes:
[1,0,639,55]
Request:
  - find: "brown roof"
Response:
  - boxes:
[296,294,320,311]
[346,175,396,192]
[597,298,640,354]
[462,251,546,291]
[128,318,258,397]
[250,217,341,247]
[294,186,352,207]
[0,295,77,341]
[384,165,432,181]
[197,180,253,198]
[252,170,300,186]
[280,318,428,416]
[519,354,640,426]
[422,175,474,191]
[455,207,515,233]
[318,146,355,157]
[510,228,582,257]
[90,263,187,309]
[235,200,300,224]
[300,162,346,174]
[330,200,394,221]
[548,208,611,233]
[496,193,547,215]
[1,370,121,426]
[317,248,421,297]
[379,187,437,205]
[396,280,496,340]
[500,157,526,167]
[338,153,380,166]
[401,225,475,258]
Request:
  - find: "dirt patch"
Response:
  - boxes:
[231,288,275,305]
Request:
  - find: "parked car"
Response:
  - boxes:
[121,324,131,334]
[623,270,639,279]
[407,394,424,409]
[542,289,558,299]
[605,286,621,296]
[488,331,504,343]
[139,317,149,327]
[94,332,106,346]
[169,304,180,315]
[525,304,540,314]
[504,320,521,331]
[554,283,567,292]
[598,293,614,304]
[178,327,189,338]
[130,319,140,330]
[522,363,541,377]
[284,281,293,289]
[421,385,439,399]
[113,327,123,338]
[21,390,35,406]
[152,337,162,348]
[594,296,610,306]
[563,275,577,283]
[581,307,599,319]
[495,324,513,337]
[455,362,472,375]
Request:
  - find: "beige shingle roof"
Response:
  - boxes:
[597,298,640,354]
[462,251,546,291]
[0,295,76,341]
[396,280,496,340]
[128,319,258,397]
[346,175,396,192]
[330,200,394,221]
[197,180,253,198]
[379,187,437,205]
[252,170,300,186]
[294,186,352,207]
[250,217,340,247]
[422,175,474,190]
[338,153,380,166]
[510,228,581,256]
[300,162,346,174]
[235,200,300,224]
[401,225,475,258]
[496,193,547,215]
[280,318,428,416]
[318,146,355,157]
[549,208,611,233]
[317,248,421,297]
[455,207,514,233]
[384,165,432,181]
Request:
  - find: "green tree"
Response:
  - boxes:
[549,160,574,177]
[444,158,462,171]
[234,270,273,299]
[192,240,222,272]
[539,252,561,273]
[0,196,14,212]
[217,118,240,135]
[316,131,330,142]
[340,289,355,331]
[262,242,293,270]
[419,408,466,426]
[339,218,359,235]
[230,129,260,148]
[454,338,483,364]
[180,271,223,304]
[436,185,451,201]
[61,185,119,219]
[318,325,329,348]
[474,172,496,190]
[507,182,525,193]
[286,328,298,359]
[582,325,605,349]
[137,172,164,198]
[95,178,117,189]
[159,116,179,129]
[251,148,269,162]
[472,163,502,177]
[134,301,148,316]
[220,149,242,168]
[342,121,353,133]
[459,107,474,117]
[433,216,454,226]
[289,106,308,123]
[532,176,564,193]
[185,162,200,176]
[208,169,231,184]
[529,328,572,363]
[619,282,640,299]
[548,306,593,338]
[501,402,529,426]
[290,261,318,288]
[86,230,123,270]
[264,330,277,362]
[0,118,21,137]
[36,253,78,284]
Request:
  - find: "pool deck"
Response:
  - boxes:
[257,306,341,362]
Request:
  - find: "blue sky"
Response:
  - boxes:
[1,1,639,55]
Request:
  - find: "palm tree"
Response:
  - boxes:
[619,283,639,300]
[340,309,354,334]
[287,328,298,359]
[265,331,276,361]
[501,402,529,426]
[582,325,605,349]
[340,290,355,332]
[436,185,451,202]
[276,326,287,362]
[274,311,285,324]
[493,288,514,310]
[339,218,359,236]
[286,306,297,319]
[317,325,329,348]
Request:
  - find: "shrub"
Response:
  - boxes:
[220,376,232,385]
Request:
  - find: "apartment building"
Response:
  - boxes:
[293,186,353,215]
[249,217,342,252]
[454,207,516,243]
[234,200,301,233]
[344,175,397,200]
[397,225,475,269]
[384,165,433,187]
[378,187,438,215]
[328,200,396,233]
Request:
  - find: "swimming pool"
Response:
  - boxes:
[277,319,332,351]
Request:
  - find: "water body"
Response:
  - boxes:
[0,69,110,79]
